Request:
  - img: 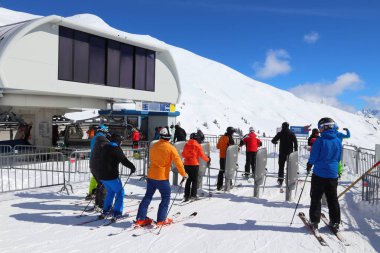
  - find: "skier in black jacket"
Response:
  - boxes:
[271,122,298,186]
[98,133,136,220]
[89,125,110,208]
[173,125,187,142]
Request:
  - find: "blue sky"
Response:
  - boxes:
[1,0,380,112]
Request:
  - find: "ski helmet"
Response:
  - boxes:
[109,133,124,146]
[282,122,289,129]
[190,132,198,140]
[249,127,255,132]
[311,128,319,136]
[96,124,109,134]
[318,117,336,132]
[159,127,171,140]
[226,126,236,135]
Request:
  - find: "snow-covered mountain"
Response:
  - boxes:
[1,8,379,149]
[358,108,380,120]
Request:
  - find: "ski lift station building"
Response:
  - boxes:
[0,15,181,145]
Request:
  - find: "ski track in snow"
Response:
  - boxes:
[0,153,379,253]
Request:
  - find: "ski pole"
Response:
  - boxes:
[78,183,104,217]
[290,172,309,226]
[274,144,277,174]
[208,164,212,199]
[157,177,185,235]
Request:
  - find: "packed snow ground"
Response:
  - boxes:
[1,151,379,253]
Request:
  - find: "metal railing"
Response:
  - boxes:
[0,152,66,193]
[0,139,379,205]
[362,167,380,204]
[342,144,375,176]
[0,144,148,194]
[0,145,12,154]
[204,135,308,159]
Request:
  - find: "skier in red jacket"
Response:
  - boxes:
[181,132,210,201]
[132,128,140,149]
[239,127,262,179]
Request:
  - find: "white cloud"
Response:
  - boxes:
[253,49,292,79]
[289,72,364,112]
[304,31,320,44]
[361,94,380,110]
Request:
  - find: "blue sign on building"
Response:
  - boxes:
[290,125,311,136]
[142,102,171,112]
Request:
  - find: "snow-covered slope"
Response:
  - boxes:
[1,8,379,149]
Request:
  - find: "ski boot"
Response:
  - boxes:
[329,222,340,233]
[190,196,200,201]
[309,221,319,232]
[134,217,153,227]
[156,218,173,227]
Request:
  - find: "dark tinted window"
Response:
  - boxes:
[120,44,134,89]
[107,40,120,87]
[58,27,74,81]
[146,50,155,91]
[89,35,106,84]
[58,26,155,92]
[73,31,89,83]
[134,47,146,90]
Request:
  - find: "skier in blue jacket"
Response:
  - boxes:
[336,126,350,177]
[336,127,350,141]
[306,117,342,232]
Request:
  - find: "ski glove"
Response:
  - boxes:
[130,165,136,174]
[343,128,348,131]
[183,173,189,180]
[207,156,211,166]
[306,163,313,174]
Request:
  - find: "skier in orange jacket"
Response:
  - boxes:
[135,127,188,227]
[216,127,236,190]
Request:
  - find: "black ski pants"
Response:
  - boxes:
[184,165,199,198]
[277,153,288,184]
[93,176,106,208]
[309,174,340,224]
[95,182,106,208]
[217,158,226,190]
[245,151,257,177]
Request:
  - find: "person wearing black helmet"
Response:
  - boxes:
[307,128,320,151]
[98,133,136,221]
[271,122,298,186]
[181,132,210,201]
[306,117,342,233]
[173,125,187,143]
[216,126,235,190]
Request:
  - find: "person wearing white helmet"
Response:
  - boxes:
[306,117,342,233]
[135,127,188,227]
[239,127,262,179]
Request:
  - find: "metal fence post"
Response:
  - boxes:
[355,147,360,175]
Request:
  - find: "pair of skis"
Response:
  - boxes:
[298,212,349,246]
[175,197,207,206]
[132,212,198,237]
[108,211,198,237]
[74,206,152,226]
